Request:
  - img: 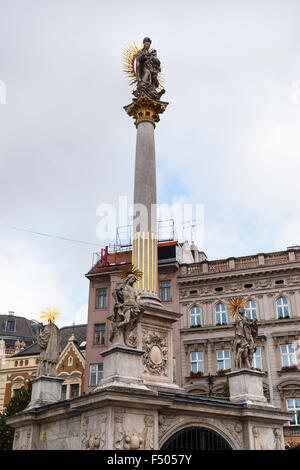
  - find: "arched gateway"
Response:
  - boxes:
[161,426,233,451]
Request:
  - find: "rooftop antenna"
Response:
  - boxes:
[182,219,203,245]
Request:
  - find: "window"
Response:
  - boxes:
[70,383,79,399]
[217,349,231,371]
[96,288,107,309]
[246,300,257,320]
[61,385,67,400]
[277,297,290,318]
[280,344,296,367]
[190,351,204,373]
[93,324,105,346]
[252,346,262,370]
[190,306,202,327]
[68,356,73,367]
[287,398,300,426]
[215,304,227,325]
[160,281,171,301]
[89,363,103,386]
[6,319,16,331]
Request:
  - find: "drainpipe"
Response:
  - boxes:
[261,333,274,406]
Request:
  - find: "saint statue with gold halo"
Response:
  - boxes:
[122,37,165,101]
[37,308,61,377]
[228,298,258,369]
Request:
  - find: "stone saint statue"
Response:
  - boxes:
[133,37,165,101]
[110,274,145,347]
[37,321,60,376]
[234,306,258,369]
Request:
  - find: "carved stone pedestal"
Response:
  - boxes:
[227,369,269,405]
[27,376,64,409]
[138,301,184,392]
[94,345,153,392]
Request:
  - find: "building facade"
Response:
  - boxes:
[85,243,300,446]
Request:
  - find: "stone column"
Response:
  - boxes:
[124,94,168,305]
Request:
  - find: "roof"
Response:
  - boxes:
[0,314,39,340]
[13,324,87,357]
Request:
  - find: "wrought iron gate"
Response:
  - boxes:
[161,426,233,450]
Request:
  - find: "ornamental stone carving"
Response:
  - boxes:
[158,413,179,439]
[252,426,283,450]
[81,414,107,450]
[114,413,125,450]
[14,428,32,450]
[222,421,243,448]
[142,330,168,376]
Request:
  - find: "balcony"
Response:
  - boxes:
[284,426,300,437]
[180,249,298,277]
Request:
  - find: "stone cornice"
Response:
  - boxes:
[178,265,300,285]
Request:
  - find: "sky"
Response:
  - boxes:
[0,0,299,327]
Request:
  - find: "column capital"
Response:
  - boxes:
[124,94,168,126]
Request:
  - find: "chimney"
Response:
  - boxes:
[8,311,15,316]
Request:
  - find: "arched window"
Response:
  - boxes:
[246,300,257,320]
[215,304,227,325]
[276,297,290,319]
[190,306,202,327]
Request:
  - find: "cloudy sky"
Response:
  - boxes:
[0,0,299,327]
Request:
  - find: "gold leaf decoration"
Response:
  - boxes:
[227,297,247,317]
[40,307,60,324]
[119,264,143,280]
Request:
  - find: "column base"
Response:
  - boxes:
[94,345,155,393]
[27,376,64,409]
[227,369,271,405]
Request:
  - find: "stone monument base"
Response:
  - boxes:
[27,376,64,409]
[94,345,154,393]
[226,369,270,405]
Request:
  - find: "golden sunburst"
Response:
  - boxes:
[227,297,247,317]
[121,42,164,90]
[119,264,143,280]
[40,307,60,324]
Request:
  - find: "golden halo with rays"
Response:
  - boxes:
[121,42,164,90]
[227,297,247,318]
[40,307,60,324]
[119,264,143,280]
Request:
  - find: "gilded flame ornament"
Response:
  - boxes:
[40,307,60,324]
[227,297,247,317]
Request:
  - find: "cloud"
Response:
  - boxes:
[0,0,299,322]
[0,239,72,322]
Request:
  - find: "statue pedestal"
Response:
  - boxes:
[94,345,154,393]
[227,369,270,405]
[27,376,64,409]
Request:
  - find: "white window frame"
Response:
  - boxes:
[96,288,107,309]
[246,300,257,320]
[252,346,262,370]
[276,297,290,319]
[217,349,231,371]
[280,344,296,367]
[215,304,227,325]
[89,363,103,386]
[190,351,204,373]
[190,306,202,327]
[286,398,300,426]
